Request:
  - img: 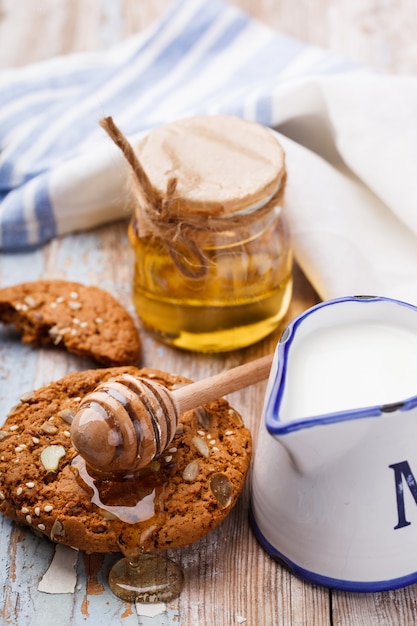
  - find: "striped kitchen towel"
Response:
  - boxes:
[1,0,417,304]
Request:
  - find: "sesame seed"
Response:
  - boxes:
[70,291,79,299]
[63,431,71,438]
[25,515,32,524]
[9,425,19,432]
[168,447,177,453]
[24,296,37,307]
[209,439,216,445]
[21,507,29,514]
[225,430,234,436]
[50,302,57,309]
[16,487,23,495]
[197,430,205,436]
[20,304,28,312]
[164,456,172,463]
[25,482,35,489]
[71,329,77,336]
[48,325,63,344]
[95,317,103,324]
[0,492,5,500]
[212,447,219,452]
[55,297,64,303]
[34,507,41,516]
[32,437,40,444]
[79,321,88,328]
[72,317,80,325]
[73,397,81,402]
[68,301,81,310]
[44,505,53,513]
[37,524,46,531]
[15,444,26,453]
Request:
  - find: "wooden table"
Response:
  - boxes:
[1,1,417,625]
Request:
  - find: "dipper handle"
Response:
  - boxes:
[71,353,273,473]
[173,353,273,413]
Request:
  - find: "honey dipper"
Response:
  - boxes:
[70,354,273,473]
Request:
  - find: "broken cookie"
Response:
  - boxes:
[0,280,141,366]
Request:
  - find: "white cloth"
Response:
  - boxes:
[1,0,417,304]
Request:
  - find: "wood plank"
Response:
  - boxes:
[1,0,417,72]
[1,1,417,624]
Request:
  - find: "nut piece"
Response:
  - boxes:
[40,445,66,472]
[191,436,209,458]
[20,391,35,403]
[194,406,211,429]
[210,473,232,508]
[182,460,199,482]
[57,408,75,424]
[50,519,64,540]
[40,422,58,435]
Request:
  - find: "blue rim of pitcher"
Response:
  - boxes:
[249,506,417,592]
[265,295,417,436]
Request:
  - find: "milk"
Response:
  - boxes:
[280,322,417,420]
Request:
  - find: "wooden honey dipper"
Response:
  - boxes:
[70,354,273,473]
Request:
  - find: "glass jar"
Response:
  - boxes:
[128,115,293,352]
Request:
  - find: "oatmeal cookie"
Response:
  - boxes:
[0,367,251,553]
[0,280,140,366]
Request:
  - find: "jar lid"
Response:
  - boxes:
[134,115,285,216]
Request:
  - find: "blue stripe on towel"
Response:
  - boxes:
[0,0,217,179]
[0,192,29,248]
[34,178,57,243]
[0,0,358,250]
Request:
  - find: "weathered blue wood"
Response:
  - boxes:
[0,521,180,625]
[0,225,180,625]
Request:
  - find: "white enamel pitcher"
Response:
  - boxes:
[251,295,417,592]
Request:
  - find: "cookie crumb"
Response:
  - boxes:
[136,602,166,618]
[38,544,78,594]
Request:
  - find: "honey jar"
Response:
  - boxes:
[128,115,292,352]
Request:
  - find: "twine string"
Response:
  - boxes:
[100,116,211,278]
[100,116,285,279]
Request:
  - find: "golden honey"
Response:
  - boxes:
[129,200,292,352]
[127,115,293,352]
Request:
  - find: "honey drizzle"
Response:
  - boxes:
[72,456,165,530]
[72,455,185,603]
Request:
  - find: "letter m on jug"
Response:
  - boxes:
[389,461,417,529]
